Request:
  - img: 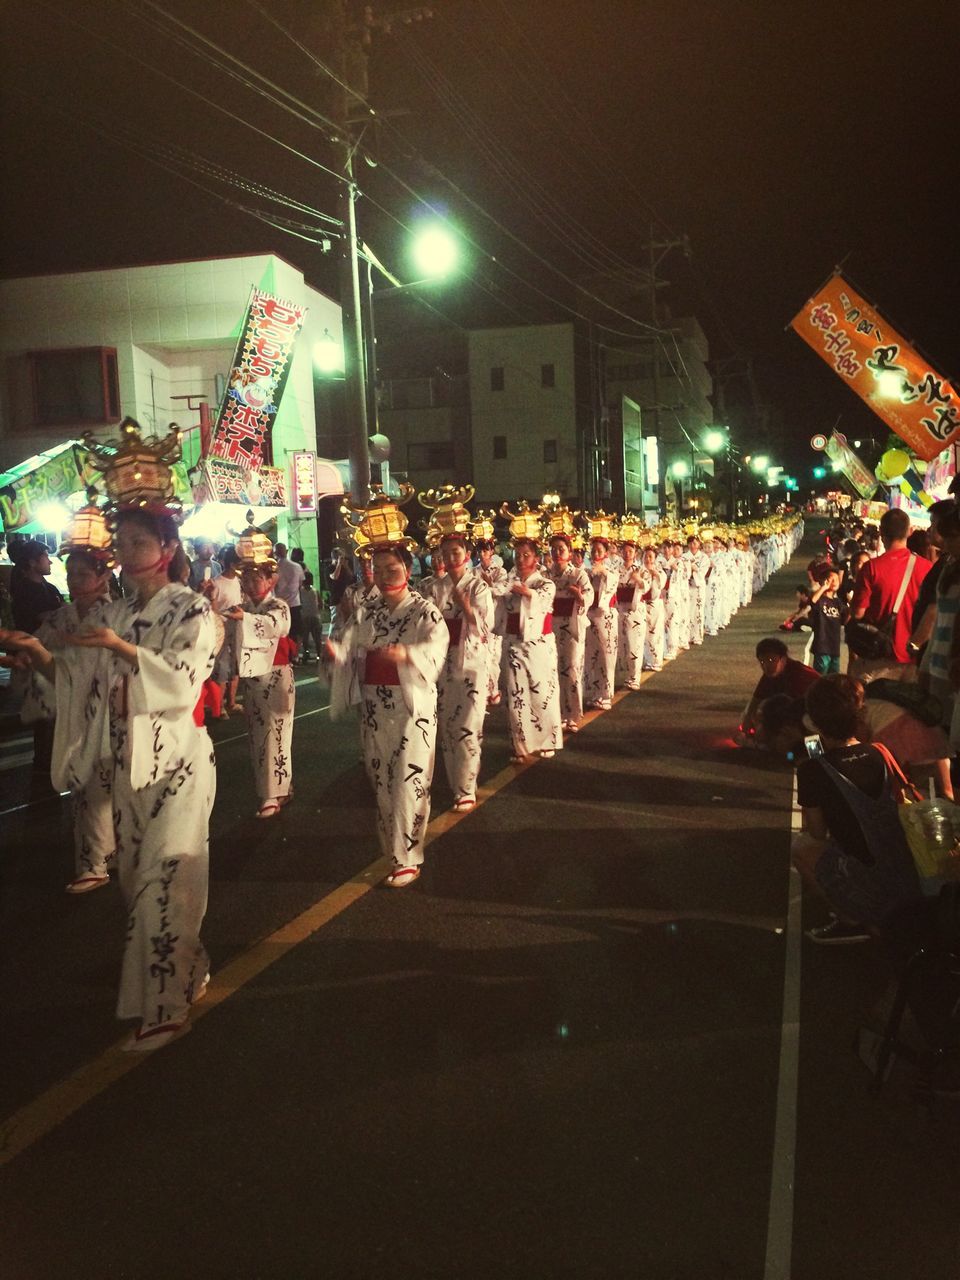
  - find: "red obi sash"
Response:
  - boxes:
[274,635,298,666]
[445,618,463,645]
[616,585,635,605]
[507,612,553,636]
[363,650,401,685]
[553,597,576,618]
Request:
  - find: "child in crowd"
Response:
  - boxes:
[807,562,845,675]
[299,571,324,662]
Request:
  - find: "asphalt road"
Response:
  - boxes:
[2,523,958,1279]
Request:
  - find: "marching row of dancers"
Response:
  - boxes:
[0,421,801,1051]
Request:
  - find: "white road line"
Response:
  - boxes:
[764,771,803,1279]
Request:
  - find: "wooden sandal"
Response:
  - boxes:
[385,865,420,888]
[256,799,281,819]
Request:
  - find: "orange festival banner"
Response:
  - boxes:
[790,274,960,461]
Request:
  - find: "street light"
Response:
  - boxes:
[313,328,344,375]
[751,455,769,474]
[671,459,691,479]
[703,429,726,454]
[410,223,459,280]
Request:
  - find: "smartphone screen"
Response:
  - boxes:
[203,566,212,581]
[804,734,824,760]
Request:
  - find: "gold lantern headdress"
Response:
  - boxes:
[234,510,278,574]
[500,500,544,546]
[585,510,617,544]
[341,484,418,559]
[419,484,475,549]
[83,418,182,518]
[59,488,114,566]
[542,505,578,545]
[616,512,645,546]
[470,508,498,546]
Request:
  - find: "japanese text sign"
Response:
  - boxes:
[209,288,307,469]
[825,432,878,500]
[790,274,960,462]
[291,450,317,516]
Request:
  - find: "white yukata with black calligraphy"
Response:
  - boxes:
[23,599,115,882]
[496,570,563,756]
[665,552,688,660]
[684,550,708,647]
[704,549,724,637]
[546,562,591,727]
[235,594,294,802]
[329,593,448,869]
[478,562,509,703]
[583,564,619,708]
[615,565,649,690]
[432,567,494,803]
[642,565,667,671]
[50,585,216,1032]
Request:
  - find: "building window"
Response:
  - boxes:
[29,347,120,427]
[543,439,558,464]
[490,366,505,392]
[541,363,555,388]
[493,435,507,460]
[407,441,455,470]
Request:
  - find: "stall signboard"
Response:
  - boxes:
[825,432,878,500]
[791,273,960,462]
[0,441,85,531]
[291,450,317,516]
[922,444,958,496]
[208,288,307,470]
[198,457,287,508]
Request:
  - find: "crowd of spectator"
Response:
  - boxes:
[743,505,960,1095]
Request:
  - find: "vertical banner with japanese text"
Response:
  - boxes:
[824,432,878,500]
[790,274,960,461]
[208,288,307,472]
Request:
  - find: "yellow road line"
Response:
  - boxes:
[0,678,650,1168]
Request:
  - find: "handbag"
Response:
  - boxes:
[873,743,960,882]
[844,554,916,660]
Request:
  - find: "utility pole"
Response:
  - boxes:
[644,225,690,517]
[328,0,370,506]
[309,3,436,505]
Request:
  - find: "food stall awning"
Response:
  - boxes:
[0,440,88,534]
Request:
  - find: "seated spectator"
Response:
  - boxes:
[779,583,813,632]
[738,637,819,740]
[758,685,953,800]
[791,675,922,943]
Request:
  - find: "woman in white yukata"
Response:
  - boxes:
[14,507,116,894]
[614,524,649,691]
[545,526,590,733]
[420,486,494,811]
[226,526,295,819]
[684,535,708,647]
[474,514,509,707]
[640,545,667,671]
[583,526,620,710]
[1,426,217,1052]
[495,509,563,761]
[327,494,448,888]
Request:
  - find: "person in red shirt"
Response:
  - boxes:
[850,508,930,680]
[738,637,819,740]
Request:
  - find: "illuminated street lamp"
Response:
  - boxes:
[703,429,726,454]
[410,223,460,280]
[671,459,691,479]
[751,455,770,474]
[313,328,344,375]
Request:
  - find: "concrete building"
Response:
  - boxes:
[603,316,715,516]
[467,321,594,507]
[0,253,340,567]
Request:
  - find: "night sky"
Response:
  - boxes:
[2,0,958,478]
